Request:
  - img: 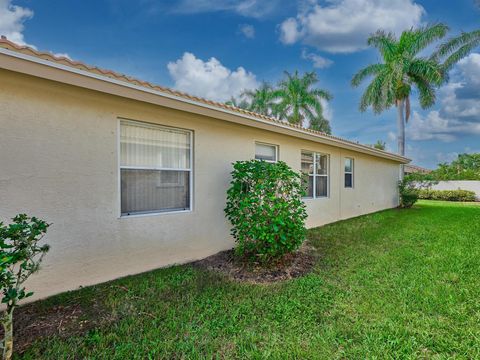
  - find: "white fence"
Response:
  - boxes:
[428,181,480,201]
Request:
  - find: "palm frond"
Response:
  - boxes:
[408,58,444,85]
[351,64,385,87]
[432,30,480,61]
[367,30,397,60]
[442,38,480,71]
[408,23,449,56]
[411,74,436,109]
[359,71,391,113]
[311,88,333,101]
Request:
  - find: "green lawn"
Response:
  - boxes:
[19,200,480,359]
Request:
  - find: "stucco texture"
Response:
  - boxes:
[0,69,401,301]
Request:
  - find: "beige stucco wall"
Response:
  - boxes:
[0,69,400,301]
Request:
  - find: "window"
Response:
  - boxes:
[301,151,329,198]
[120,120,192,216]
[344,158,354,188]
[255,142,278,162]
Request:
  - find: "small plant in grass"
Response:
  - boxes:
[225,160,307,263]
[0,214,50,360]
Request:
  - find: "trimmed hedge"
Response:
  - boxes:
[418,189,476,202]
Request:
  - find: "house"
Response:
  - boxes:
[0,39,410,301]
[404,164,432,176]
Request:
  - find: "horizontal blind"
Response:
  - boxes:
[120,120,192,215]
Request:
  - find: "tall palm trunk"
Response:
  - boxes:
[396,99,406,180]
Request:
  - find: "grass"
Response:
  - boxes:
[18,200,480,359]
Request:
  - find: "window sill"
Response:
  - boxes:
[119,209,192,219]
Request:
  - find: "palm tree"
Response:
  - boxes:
[351,24,451,157]
[225,96,250,110]
[241,82,276,116]
[274,71,333,134]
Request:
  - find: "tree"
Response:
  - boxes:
[241,82,276,116]
[274,71,333,134]
[225,96,250,110]
[0,215,50,360]
[352,24,452,158]
[432,153,480,180]
[373,140,386,150]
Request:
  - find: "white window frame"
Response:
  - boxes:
[344,157,354,189]
[254,141,279,163]
[118,118,194,218]
[302,151,330,199]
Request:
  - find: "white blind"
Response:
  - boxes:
[255,143,277,162]
[120,120,191,215]
[120,121,190,169]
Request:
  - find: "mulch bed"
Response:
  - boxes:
[193,243,318,283]
[0,297,115,354]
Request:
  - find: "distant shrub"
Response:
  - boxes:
[225,160,307,263]
[418,189,476,202]
[398,177,419,208]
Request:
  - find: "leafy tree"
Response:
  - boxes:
[274,71,333,134]
[432,153,480,180]
[224,160,307,262]
[0,215,50,360]
[351,24,475,158]
[242,82,276,116]
[225,96,250,110]
[373,140,386,150]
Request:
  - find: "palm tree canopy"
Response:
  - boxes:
[273,71,333,133]
[351,23,448,118]
[241,82,276,116]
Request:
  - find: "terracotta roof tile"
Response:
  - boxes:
[0,37,407,161]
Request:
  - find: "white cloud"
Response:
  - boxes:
[0,0,34,46]
[301,49,333,69]
[279,0,424,53]
[238,24,255,39]
[173,0,282,18]
[167,52,259,102]
[408,53,480,142]
[387,131,396,142]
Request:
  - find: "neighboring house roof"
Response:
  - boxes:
[0,37,410,164]
[404,164,432,174]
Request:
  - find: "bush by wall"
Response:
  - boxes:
[225,160,307,263]
[398,178,419,208]
[418,189,476,202]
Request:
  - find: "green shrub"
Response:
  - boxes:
[225,160,307,262]
[0,214,50,360]
[398,177,419,208]
[418,189,476,202]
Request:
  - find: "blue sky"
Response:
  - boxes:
[2,0,480,168]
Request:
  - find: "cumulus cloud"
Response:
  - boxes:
[173,0,282,18]
[301,49,333,69]
[0,0,34,46]
[408,53,480,142]
[279,0,424,53]
[238,24,255,39]
[167,52,259,102]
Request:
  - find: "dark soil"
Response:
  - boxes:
[193,243,317,283]
[1,295,115,354]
